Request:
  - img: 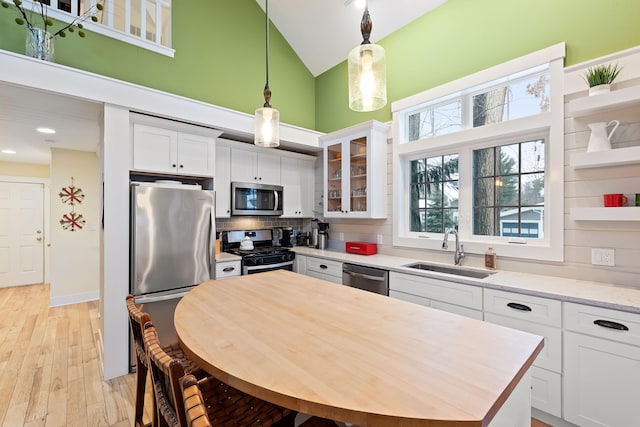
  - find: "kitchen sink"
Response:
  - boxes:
[403,262,494,279]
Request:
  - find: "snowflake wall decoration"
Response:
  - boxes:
[59,176,85,206]
[60,212,86,231]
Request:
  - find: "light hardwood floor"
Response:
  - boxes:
[0,284,552,427]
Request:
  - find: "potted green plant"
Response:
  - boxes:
[584,63,622,96]
[1,0,104,61]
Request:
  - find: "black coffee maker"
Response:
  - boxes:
[281,227,293,247]
[317,222,329,249]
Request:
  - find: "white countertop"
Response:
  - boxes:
[293,246,640,314]
[215,252,241,262]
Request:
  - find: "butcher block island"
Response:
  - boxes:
[175,270,543,427]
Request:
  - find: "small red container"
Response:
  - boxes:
[345,242,377,255]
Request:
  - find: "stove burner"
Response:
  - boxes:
[227,246,291,256]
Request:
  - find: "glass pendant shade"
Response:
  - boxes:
[348,43,387,112]
[254,106,280,147]
[254,0,280,147]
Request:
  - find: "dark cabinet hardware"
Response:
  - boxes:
[507,302,532,312]
[593,319,629,331]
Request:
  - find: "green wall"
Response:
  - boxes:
[3,0,640,135]
[316,0,640,133]
[0,0,316,130]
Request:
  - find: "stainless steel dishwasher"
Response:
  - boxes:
[343,263,389,296]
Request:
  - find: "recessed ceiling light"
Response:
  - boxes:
[2,149,16,154]
[37,127,56,134]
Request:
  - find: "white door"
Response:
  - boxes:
[0,182,45,287]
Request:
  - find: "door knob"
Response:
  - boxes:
[37,230,42,234]
[37,237,42,242]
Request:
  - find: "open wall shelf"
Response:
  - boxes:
[570,207,640,221]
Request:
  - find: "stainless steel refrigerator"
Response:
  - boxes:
[129,181,215,370]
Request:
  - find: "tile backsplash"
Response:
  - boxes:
[216,216,311,232]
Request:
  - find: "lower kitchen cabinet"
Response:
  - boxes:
[483,289,563,417]
[215,259,241,279]
[293,255,306,275]
[563,302,640,427]
[305,256,342,284]
[389,272,483,320]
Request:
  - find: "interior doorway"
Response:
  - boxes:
[0,180,45,288]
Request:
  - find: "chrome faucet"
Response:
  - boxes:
[442,228,465,265]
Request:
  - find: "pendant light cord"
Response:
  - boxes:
[263,0,272,108]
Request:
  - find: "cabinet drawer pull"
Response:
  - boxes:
[320,264,328,269]
[593,319,629,331]
[222,267,235,273]
[507,302,532,312]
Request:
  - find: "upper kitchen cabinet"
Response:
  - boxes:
[132,123,221,177]
[320,120,389,219]
[231,146,281,185]
[215,142,232,217]
[281,155,315,218]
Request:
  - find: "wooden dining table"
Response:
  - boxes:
[174,270,543,427]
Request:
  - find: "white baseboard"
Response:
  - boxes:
[50,290,99,307]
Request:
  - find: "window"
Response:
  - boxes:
[410,154,459,233]
[473,138,545,238]
[392,43,565,262]
[22,0,174,56]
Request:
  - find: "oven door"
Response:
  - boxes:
[243,261,294,275]
[231,182,283,216]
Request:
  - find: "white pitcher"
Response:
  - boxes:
[586,120,619,152]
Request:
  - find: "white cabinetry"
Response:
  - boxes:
[483,289,563,417]
[281,156,315,218]
[320,120,389,219]
[215,143,231,217]
[305,257,342,284]
[293,254,306,275]
[132,123,218,176]
[215,260,241,279]
[389,272,483,320]
[563,302,640,427]
[231,147,281,185]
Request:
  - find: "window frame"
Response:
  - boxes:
[392,43,565,262]
[20,0,175,57]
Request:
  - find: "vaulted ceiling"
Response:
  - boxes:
[0,1,447,164]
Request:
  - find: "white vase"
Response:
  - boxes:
[25,27,54,62]
[588,84,611,96]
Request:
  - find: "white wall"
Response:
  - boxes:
[49,148,101,306]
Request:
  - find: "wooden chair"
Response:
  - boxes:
[181,374,338,427]
[143,320,297,427]
[126,294,204,427]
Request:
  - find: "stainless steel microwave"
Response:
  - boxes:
[231,182,283,216]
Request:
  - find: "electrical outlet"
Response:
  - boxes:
[591,248,615,266]
[339,232,344,241]
[377,234,384,244]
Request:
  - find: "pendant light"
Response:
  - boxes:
[255,0,280,147]
[348,1,387,112]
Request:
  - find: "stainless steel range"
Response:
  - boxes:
[222,229,295,275]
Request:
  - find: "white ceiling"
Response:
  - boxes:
[0,83,102,165]
[0,1,446,165]
[260,0,447,77]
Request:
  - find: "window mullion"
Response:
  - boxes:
[154,0,161,44]
[140,0,146,41]
[461,93,473,130]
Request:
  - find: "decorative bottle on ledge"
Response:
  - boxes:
[485,247,497,270]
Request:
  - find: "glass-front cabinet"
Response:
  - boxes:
[320,120,389,218]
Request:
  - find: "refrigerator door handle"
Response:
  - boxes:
[135,290,192,304]
[214,205,216,280]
